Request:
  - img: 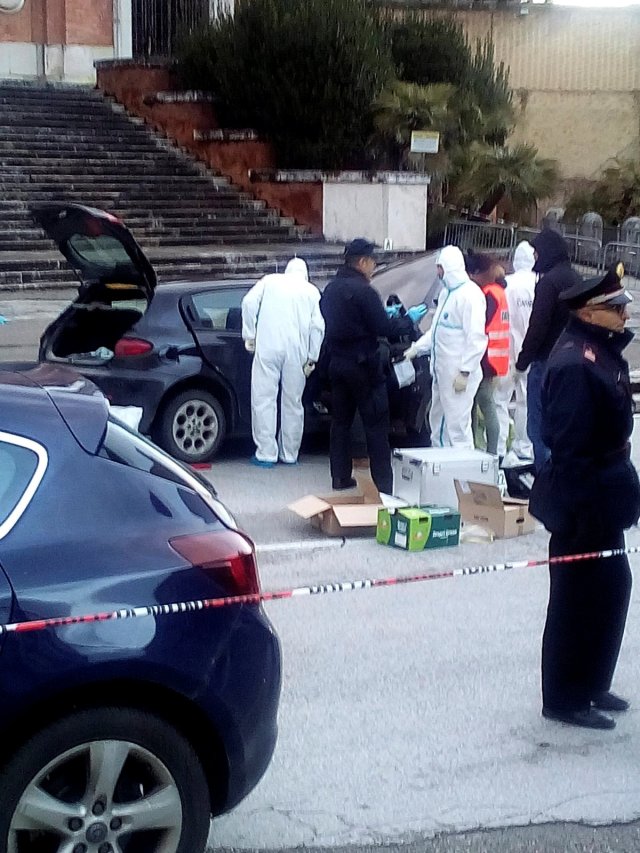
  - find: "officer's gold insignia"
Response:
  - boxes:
[616,262,625,280]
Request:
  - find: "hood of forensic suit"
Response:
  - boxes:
[284,258,309,281]
[512,241,536,273]
[436,245,470,291]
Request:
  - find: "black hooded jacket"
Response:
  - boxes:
[515,229,582,371]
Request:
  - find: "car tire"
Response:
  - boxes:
[158,389,226,463]
[0,706,211,853]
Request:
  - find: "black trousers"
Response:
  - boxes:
[329,356,392,494]
[542,527,632,712]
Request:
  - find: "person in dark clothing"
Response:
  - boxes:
[515,229,582,471]
[320,238,426,493]
[529,263,640,730]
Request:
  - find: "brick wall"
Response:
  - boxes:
[0,0,113,45]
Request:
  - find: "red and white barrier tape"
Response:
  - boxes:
[2,543,639,636]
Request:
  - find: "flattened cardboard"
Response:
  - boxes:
[288,473,384,537]
[454,480,536,539]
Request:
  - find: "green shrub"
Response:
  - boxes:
[177,0,393,169]
[391,15,469,88]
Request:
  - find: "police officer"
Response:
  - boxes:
[320,239,426,493]
[530,263,640,730]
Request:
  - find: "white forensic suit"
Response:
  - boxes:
[494,241,536,460]
[242,258,325,464]
[407,246,487,448]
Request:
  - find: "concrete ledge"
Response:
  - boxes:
[196,129,260,142]
[143,90,217,106]
[250,169,431,185]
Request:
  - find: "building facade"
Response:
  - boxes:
[0,0,234,82]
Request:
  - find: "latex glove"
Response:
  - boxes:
[453,372,469,393]
[385,303,401,318]
[244,339,256,353]
[407,304,428,324]
[303,360,316,378]
[404,344,419,361]
[0,315,8,325]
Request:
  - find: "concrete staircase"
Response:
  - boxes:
[0,81,344,291]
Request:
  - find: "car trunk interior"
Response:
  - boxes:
[45,282,149,363]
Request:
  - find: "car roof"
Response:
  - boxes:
[155,278,255,295]
[0,365,109,454]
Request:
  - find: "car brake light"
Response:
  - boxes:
[114,337,153,357]
[169,530,260,597]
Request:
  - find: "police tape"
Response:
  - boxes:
[2,543,639,635]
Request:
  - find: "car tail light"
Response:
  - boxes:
[114,337,153,357]
[169,530,260,597]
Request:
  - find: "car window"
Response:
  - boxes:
[188,289,246,332]
[0,433,48,540]
[67,233,131,271]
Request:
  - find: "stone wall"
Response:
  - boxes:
[393,5,640,181]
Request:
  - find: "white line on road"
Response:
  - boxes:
[256,538,346,553]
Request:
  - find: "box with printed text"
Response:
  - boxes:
[376,505,460,551]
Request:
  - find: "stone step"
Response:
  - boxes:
[0,173,229,186]
[0,164,206,178]
[0,141,171,155]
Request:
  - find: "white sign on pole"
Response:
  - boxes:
[410,131,440,154]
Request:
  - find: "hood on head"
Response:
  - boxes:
[512,241,536,273]
[531,229,569,274]
[285,257,309,281]
[437,245,468,290]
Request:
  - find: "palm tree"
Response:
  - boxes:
[449,142,559,220]
[370,79,453,171]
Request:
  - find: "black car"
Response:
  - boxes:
[38,204,431,462]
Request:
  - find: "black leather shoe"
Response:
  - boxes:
[332,477,357,491]
[542,707,616,730]
[592,691,630,712]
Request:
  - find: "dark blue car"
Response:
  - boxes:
[0,364,281,852]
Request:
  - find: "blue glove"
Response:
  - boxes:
[407,304,427,324]
[0,315,8,325]
[385,304,401,318]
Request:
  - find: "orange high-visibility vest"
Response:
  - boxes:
[481,282,510,377]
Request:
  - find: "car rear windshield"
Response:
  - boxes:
[0,435,47,539]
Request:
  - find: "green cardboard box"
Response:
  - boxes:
[376,505,460,551]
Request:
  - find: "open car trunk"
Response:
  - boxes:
[35,204,156,364]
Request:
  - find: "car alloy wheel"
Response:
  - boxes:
[172,398,219,458]
[159,389,226,463]
[10,739,181,852]
[1,708,211,853]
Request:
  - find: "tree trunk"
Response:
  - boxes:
[479,185,505,217]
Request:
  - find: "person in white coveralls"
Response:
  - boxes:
[404,245,487,448]
[494,241,537,462]
[242,258,325,467]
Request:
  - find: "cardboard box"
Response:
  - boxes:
[454,480,536,539]
[288,474,386,537]
[377,505,461,551]
[392,447,498,508]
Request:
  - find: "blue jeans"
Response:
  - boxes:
[527,360,551,472]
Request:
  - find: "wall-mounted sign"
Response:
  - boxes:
[410,131,440,154]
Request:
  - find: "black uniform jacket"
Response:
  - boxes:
[516,230,582,371]
[320,266,413,360]
[529,316,640,535]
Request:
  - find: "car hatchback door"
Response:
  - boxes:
[181,287,253,429]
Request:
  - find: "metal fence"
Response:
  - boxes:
[443,219,640,285]
[132,0,210,58]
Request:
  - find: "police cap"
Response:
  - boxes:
[560,262,632,309]
[344,238,377,260]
